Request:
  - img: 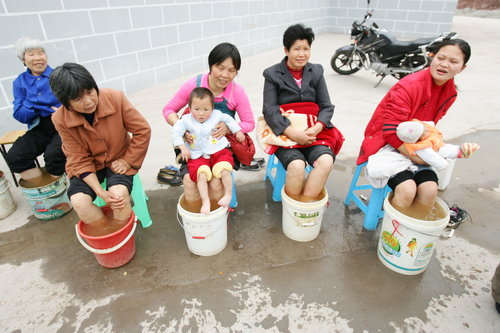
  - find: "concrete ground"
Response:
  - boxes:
[1,15,499,332]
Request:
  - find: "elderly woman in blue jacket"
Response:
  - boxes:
[262,24,337,202]
[6,37,66,182]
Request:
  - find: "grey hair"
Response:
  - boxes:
[15,37,45,62]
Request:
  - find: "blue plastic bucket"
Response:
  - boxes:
[20,175,72,221]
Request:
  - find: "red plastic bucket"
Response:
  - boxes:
[75,206,137,268]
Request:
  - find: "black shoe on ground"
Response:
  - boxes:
[253,157,266,166]
[159,164,179,176]
[240,161,261,171]
[157,171,183,186]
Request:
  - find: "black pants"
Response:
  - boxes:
[6,116,66,175]
[67,168,133,201]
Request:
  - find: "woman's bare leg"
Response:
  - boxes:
[303,154,333,199]
[19,167,42,180]
[392,180,417,209]
[415,181,438,208]
[208,177,224,202]
[71,193,105,224]
[284,160,306,198]
[183,174,201,202]
[108,184,132,220]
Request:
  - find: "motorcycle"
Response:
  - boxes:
[331,0,457,87]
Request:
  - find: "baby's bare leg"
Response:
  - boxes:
[197,173,211,214]
[218,170,233,207]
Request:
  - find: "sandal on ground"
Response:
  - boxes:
[447,204,469,229]
[157,172,183,186]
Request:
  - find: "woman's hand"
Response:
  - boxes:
[212,122,230,139]
[100,190,126,209]
[285,127,315,145]
[183,130,193,144]
[111,159,131,174]
[305,123,323,137]
[235,131,245,143]
[397,145,427,165]
[179,145,191,162]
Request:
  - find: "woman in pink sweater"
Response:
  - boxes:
[162,43,256,205]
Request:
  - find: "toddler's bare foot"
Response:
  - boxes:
[218,194,232,208]
[200,201,211,215]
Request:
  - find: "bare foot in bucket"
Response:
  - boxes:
[218,194,231,208]
[200,200,211,215]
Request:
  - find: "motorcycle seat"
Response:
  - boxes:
[385,37,437,54]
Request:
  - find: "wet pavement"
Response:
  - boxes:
[1,16,499,332]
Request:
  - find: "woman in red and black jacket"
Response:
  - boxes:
[358,39,471,211]
[262,24,339,202]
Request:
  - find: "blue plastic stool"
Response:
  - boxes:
[264,154,312,202]
[93,174,152,228]
[344,162,391,230]
[230,172,237,208]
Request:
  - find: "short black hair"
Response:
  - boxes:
[283,24,315,50]
[208,42,241,71]
[431,38,471,65]
[188,87,214,108]
[49,62,99,109]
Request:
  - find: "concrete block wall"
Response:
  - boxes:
[0,0,457,133]
[331,0,458,39]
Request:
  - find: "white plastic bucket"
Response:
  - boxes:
[435,158,456,191]
[0,171,16,220]
[281,187,329,242]
[377,195,449,275]
[177,194,228,256]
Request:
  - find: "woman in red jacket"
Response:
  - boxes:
[358,39,471,211]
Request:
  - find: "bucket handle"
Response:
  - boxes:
[75,218,138,254]
[176,209,227,239]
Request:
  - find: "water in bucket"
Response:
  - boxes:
[377,194,449,275]
[19,168,72,220]
[389,196,448,221]
[177,194,228,256]
[281,187,329,242]
[80,208,129,237]
[76,205,137,268]
[179,196,221,214]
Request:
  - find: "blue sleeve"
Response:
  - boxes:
[12,78,38,124]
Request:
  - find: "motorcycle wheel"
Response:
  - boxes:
[331,49,363,75]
